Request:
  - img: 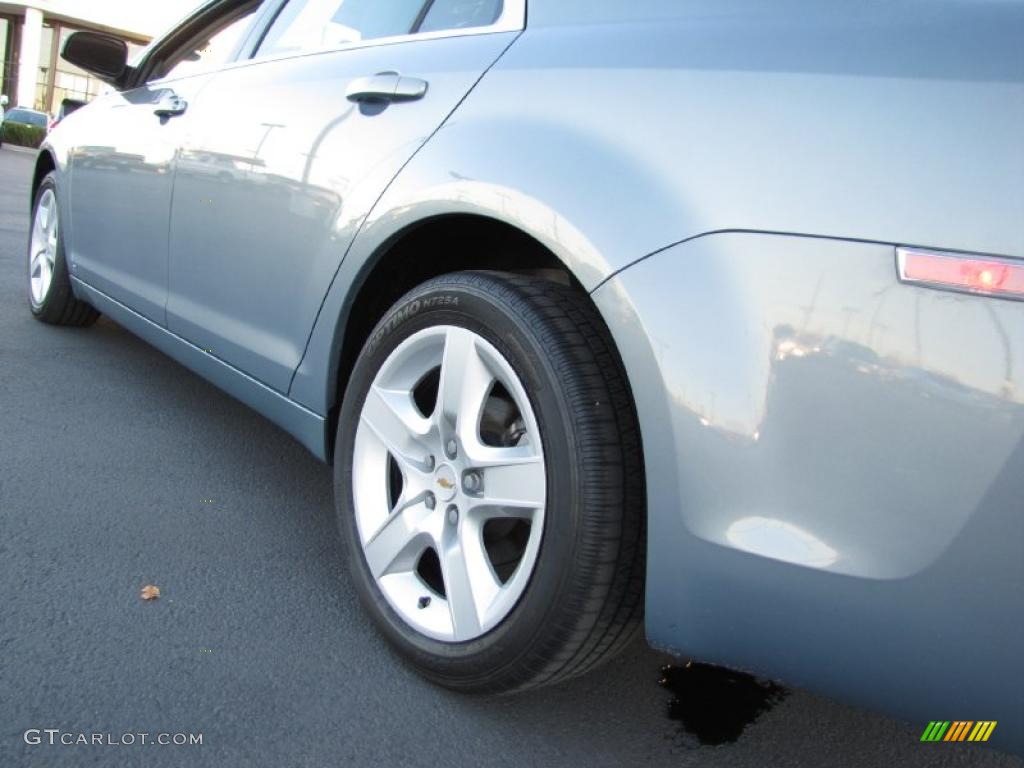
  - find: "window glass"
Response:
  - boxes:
[258,0,426,56]
[154,6,260,82]
[5,108,48,127]
[418,0,503,33]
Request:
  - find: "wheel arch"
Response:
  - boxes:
[30,148,57,210]
[288,103,684,454]
[319,213,587,463]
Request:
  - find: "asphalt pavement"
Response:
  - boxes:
[1,146,1019,768]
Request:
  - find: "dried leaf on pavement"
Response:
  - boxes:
[140,585,161,601]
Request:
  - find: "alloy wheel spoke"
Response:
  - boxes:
[467,447,546,509]
[389,488,431,518]
[361,385,431,470]
[470,504,537,523]
[39,256,51,292]
[363,500,435,578]
[32,210,45,242]
[39,198,50,231]
[436,327,493,446]
[440,523,500,640]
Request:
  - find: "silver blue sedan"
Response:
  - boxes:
[29,0,1023,752]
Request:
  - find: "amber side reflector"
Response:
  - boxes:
[898,247,1024,300]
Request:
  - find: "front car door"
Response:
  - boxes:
[165,0,522,392]
[65,1,264,324]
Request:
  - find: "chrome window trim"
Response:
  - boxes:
[133,0,262,87]
[249,0,525,64]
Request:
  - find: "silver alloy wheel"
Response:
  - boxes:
[29,188,59,307]
[352,325,547,642]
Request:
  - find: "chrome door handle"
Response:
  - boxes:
[346,72,428,103]
[154,94,188,118]
[393,75,429,100]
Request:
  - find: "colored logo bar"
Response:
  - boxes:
[920,721,997,742]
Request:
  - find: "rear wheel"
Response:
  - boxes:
[28,172,98,326]
[335,271,645,692]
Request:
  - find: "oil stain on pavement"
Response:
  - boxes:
[659,662,787,745]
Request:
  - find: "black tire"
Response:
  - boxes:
[28,172,99,326]
[334,271,645,693]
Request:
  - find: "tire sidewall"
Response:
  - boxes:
[335,275,584,684]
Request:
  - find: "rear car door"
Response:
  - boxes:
[165,0,522,392]
[65,2,264,324]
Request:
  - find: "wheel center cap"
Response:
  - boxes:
[434,464,458,502]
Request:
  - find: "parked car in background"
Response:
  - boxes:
[1,107,49,148]
[26,0,1024,753]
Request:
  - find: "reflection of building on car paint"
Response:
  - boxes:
[0,2,150,116]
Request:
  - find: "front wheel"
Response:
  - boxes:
[28,172,98,326]
[335,271,645,693]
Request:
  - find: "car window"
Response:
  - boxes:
[418,0,502,33]
[256,0,427,56]
[6,109,47,127]
[150,4,261,82]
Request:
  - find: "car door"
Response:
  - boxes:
[65,2,264,324]
[165,0,522,393]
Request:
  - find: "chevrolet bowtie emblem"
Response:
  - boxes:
[437,477,455,490]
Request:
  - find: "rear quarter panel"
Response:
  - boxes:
[296,0,1024,748]
[593,233,1024,751]
[402,0,1024,270]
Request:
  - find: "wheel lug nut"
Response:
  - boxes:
[425,493,436,510]
[447,505,459,525]
[445,439,458,459]
[463,472,482,493]
[425,455,435,471]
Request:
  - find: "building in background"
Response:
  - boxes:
[0,1,155,115]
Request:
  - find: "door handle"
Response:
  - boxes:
[154,94,188,118]
[346,72,428,104]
